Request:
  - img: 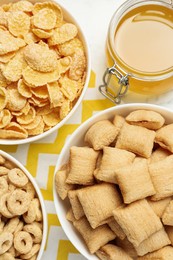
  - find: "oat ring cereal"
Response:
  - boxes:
[23,200,36,224]
[21,182,36,200]
[7,189,31,215]
[14,231,33,254]
[0,252,15,260]
[0,193,14,218]
[0,176,8,196]
[0,232,13,255]
[8,168,28,187]
[3,217,20,233]
[23,223,42,243]
[20,243,40,259]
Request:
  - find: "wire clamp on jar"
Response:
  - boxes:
[99,63,129,104]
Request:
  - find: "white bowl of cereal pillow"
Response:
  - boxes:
[0,0,91,145]
[53,103,173,260]
[0,150,47,259]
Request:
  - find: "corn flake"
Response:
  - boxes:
[69,49,86,81]
[33,1,63,26]
[32,28,53,39]
[27,117,44,136]
[22,66,60,87]
[0,109,12,128]
[0,122,28,139]
[17,79,32,98]
[9,1,33,13]
[43,108,60,126]
[57,56,72,74]
[58,38,84,56]
[31,85,48,99]
[0,71,8,87]
[21,115,41,130]
[2,50,27,82]
[24,32,39,45]
[48,23,78,46]
[8,11,30,37]
[6,87,27,111]
[60,99,71,120]
[0,9,9,28]
[36,104,52,116]
[33,8,56,30]
[24,43,58,72]
[0,86,7,111]
[0,30,26,55]
[59,76,83,101]
[47,81,64,108]
[0,52,16,63]
[2,3,12,12]
[16,106,35,125]
[21,101,30,115]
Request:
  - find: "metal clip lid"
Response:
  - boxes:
[99,63,129,104]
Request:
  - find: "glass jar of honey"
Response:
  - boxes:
[99,0,173,104]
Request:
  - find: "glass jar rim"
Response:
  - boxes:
[108,0,173,81]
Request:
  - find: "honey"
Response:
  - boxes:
[101,0,173,103]
[114,5,173,74]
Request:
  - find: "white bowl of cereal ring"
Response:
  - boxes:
[0,0,90,145]
[54,103,173,260]
[0,150,47,259]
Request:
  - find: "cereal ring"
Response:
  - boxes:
[20,243,40,259]
[0,177,8,196]
[0,232,13,255]
[28,254,37,260]
[0,166,9,176]
[7,245,15,257]
[14,221,24,235]
[0,155,5,165]
[21,182,35,200]
[14,231,33,254]
[23,200,36,224]
[4,217,20,233]
[7,189,31,215]
[0,220,5,233]
[0,252,15,260]
[8,168,28,188]
[3,161,16,170]
[0,193,14,218]
[23,223,42,243]
[32,221,43,230]
[33,198,42,222]
[8,184,16,192]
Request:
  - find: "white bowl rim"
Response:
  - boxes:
[53,103,173,260]
[0,149,48,260]
[0,0,91,145]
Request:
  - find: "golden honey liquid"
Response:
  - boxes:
[107,4,173,95]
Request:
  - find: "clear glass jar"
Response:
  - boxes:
[99,0,173,104]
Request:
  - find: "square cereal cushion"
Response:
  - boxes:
[94,147,135,184]
[126,110,165,130]
[115,122,155,158]
[155,124,173,153]
[66,146,99,185]
[149,155,173,200]
[73,217,116,254]
[116,160,155,204]
[96,244,133,260]
[77,183,122,229]
[113,199,163,247]
[84,120,118,150]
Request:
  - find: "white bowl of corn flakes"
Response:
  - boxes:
[0,0,90,145]
[0,149,47,259]
[54,103,173,260]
